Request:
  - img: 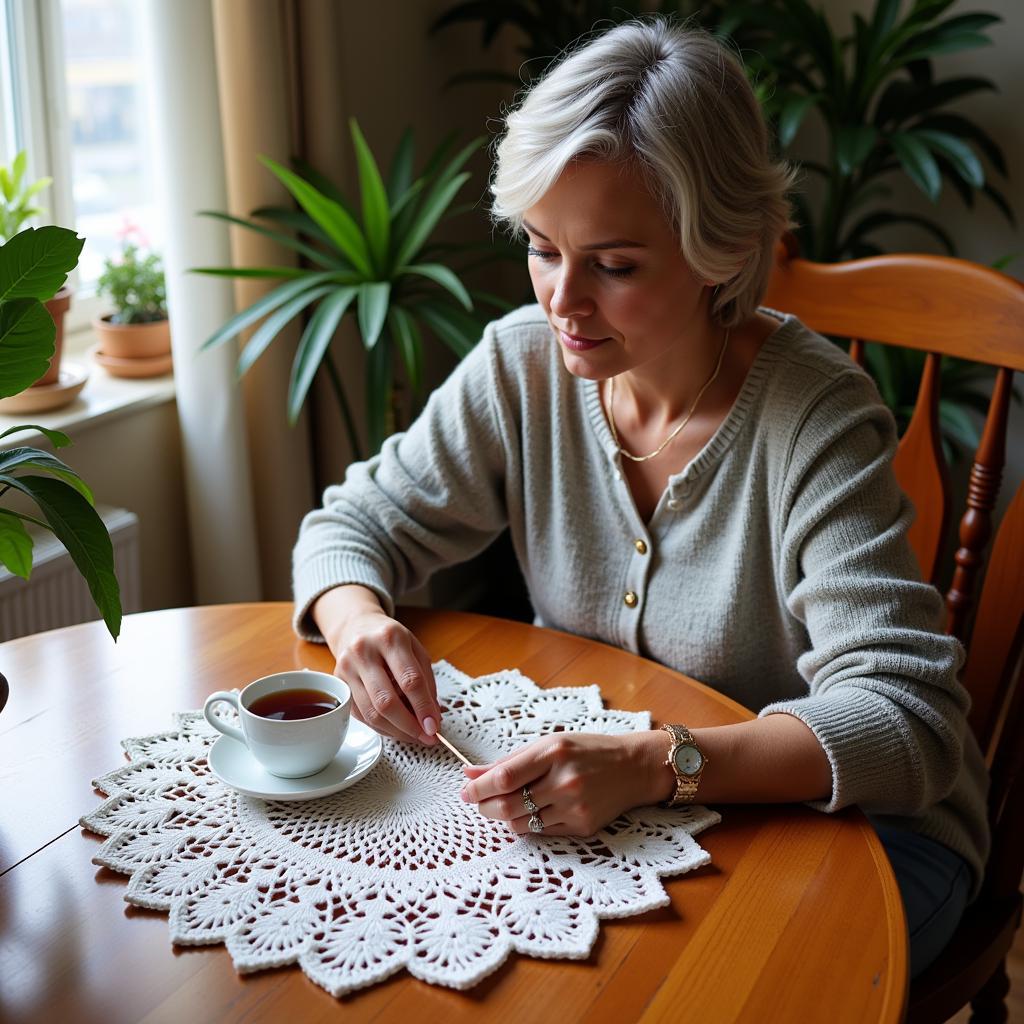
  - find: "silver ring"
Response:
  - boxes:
[522,786,539,814]
[528,812,545,833]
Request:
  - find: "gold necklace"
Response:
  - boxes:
[607,328,730,463]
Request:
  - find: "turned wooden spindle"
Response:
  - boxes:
[946,367,1014,642]
[848,338,864,366]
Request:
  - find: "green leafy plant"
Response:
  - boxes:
[0,227,122,639]
[97,232,167,324]
[732,0,1017,457]
[0,151,53,243]
[733,0,1013,262]
[194,119,512,458]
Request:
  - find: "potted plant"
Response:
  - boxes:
[91,224,171,376]
[193,119,514,458]
[0,150,71,387]
[0,226,122,714]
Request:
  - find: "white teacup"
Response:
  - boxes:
[203,670,351,779]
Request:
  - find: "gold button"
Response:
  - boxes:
[634,539,647,555]
[624,591,638,608]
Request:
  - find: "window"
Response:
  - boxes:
[0,0,160,334]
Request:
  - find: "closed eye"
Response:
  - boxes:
[525,246,635,278]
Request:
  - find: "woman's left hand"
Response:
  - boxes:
[460,731,666,836]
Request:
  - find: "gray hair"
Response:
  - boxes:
[490,19,795,327]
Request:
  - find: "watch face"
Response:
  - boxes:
[673,744,703,776]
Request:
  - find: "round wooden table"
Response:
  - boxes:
[0,604,907,1022]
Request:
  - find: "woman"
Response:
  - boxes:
[292,20,988,977]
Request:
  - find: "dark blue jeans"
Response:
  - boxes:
[874,824,972,979]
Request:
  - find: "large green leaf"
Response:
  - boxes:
[198,210,343,269]
[0,474,121,639]
[388,305,423,398]
[237,283,335,377]
[398,263,472,310]
[915,112,1006,176]
[199,273,337,351]
[0,423,70,447]
[350,120,391,273]
[259,156,373,277]
[0,446,93,501]
[914,129,984,188]
[191,265,310,280]
[288,157,358,217]
[890,132,942,200]
[249,206,335,248]
[357,282,391,350]
[0,226,83,302]
[393,171,472,269]
[413,299,479,358]
[287,286,358,424]
[387,128,416,204]
[778,93,820,147]
[0,510,33,580]
[835,124,878,175]
[0,297,55,398]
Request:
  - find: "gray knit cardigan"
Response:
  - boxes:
[293,304,990,896]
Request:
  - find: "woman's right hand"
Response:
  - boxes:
[313,586,440,746]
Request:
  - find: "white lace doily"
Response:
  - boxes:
[81,660,720,995]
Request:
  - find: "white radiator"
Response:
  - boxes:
[0,505,141,642]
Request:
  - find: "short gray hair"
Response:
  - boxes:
[490,19,795,327]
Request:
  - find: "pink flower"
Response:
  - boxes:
[116,216,151,249]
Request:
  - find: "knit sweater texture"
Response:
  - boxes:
[293,303,990,897]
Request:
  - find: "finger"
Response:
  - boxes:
[410,636,443,724]
[346,684,405,741]
[461,741,552,803]
[476,783,553,824]
[509,809,566,836]
[384,647,438,743]
[361,663,424,741]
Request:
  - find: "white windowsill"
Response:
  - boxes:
[0,325,176,450]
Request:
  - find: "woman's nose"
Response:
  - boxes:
[549,267,595,319]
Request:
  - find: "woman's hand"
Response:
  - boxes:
[459,731,670,835]
[312,585,441,746]
[332,609,441,745]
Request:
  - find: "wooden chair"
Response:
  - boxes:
[763,239,1024,1024]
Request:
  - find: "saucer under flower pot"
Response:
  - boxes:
[88,343,173,379]
[91,315,171,360]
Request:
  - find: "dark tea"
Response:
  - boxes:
[248,688,340,721]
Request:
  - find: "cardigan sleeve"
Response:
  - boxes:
[759,370,969,816]
[291,319,514,640]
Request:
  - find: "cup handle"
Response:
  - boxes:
[203,690,247,746]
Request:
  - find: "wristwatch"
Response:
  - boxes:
[661,723,708,807]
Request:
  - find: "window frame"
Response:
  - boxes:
[4,0,121,336]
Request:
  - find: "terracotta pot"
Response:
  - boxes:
[92,315,171,359]
[35,286,73,387]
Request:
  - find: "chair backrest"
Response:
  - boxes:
[763,240,1024,903]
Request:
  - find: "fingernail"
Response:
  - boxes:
[423,716,437,737]
[460,786,470,802]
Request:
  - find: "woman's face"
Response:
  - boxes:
[523,158,711,382]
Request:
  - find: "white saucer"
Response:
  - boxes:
[208,719,383,801]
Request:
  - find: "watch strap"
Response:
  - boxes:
[661,723,705,808]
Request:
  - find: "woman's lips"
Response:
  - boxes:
[559,329,608,352]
